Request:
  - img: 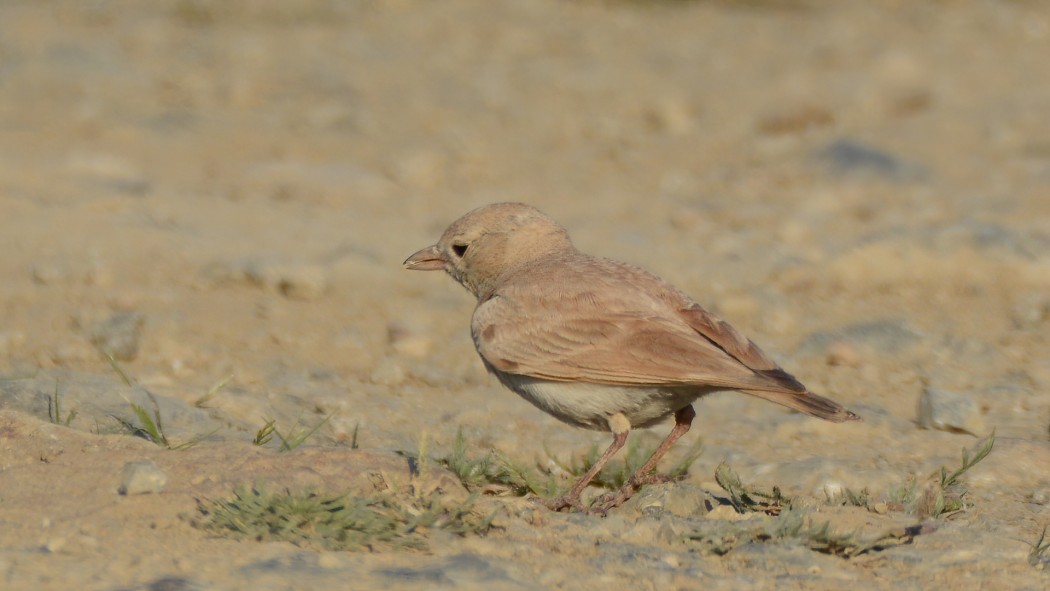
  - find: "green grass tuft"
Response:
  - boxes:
[104,354,215,450]
[893,432,995,518]
[437,429,560,497]
[685,507,927,559]
[714,461,789,515]
[194,484,495,551]
[437,429,703,503]
[194,374,233,408]
[1028,526,1050,568]
[47,379,77,426]
[548,435,703,491]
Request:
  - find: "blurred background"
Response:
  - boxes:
[1,0,1048,467]
[2,1,1050,588]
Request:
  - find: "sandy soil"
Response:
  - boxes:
[1,1,1049,589]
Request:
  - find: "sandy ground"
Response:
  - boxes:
[1,0,1050,589]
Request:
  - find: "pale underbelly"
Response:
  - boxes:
[496,374,709,431]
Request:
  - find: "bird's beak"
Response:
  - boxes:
[402,244,445,271]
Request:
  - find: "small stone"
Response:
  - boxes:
[706,504,747,521]
[31,262,67,285]
[387,323,433,358]
[815,138,924,180]
[825,341,861,367]
[1012,291,1050,328]
[370,358,406,386]
[119,459,168,495]
[625,482,714,518]
[0,331,25,356]
[247,261,329,301]
[44,537,67,553]
[88,311,144,361]
[645,96,696,135]
[758,105,834,136]
[917,387,985,436]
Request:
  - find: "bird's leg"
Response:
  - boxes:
[540,413,630,513]
[597,404,696,512]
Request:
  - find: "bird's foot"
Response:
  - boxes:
[532,493,585,513]
[594,472,675,513]
[532,494,608,516]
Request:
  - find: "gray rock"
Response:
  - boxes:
[917,387,985,436]
[623,482,715,518]
[88,311,144,361]
[0,371,224,441]
[815,139,926,180]
[111,575,209,591]
[118,460,167,495]
[375,554,532,589]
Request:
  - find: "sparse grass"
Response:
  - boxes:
[102,350,134,387]
[825,486,872,509]
[103,351,215,450]
[824,433,996,519]
[112,390,206,450]
[549,434,704,491]
[436,429,703,502]
[279,414,332,451]
[437,429,560,497]
[250,415,333,451]
[193,484,495,551]
[892,432,996,518]
[772,513,925,559]
[194,374,233,408]
[47,379,77,426]
[1028,526,1050,568]
[714,461,790,515]
[348,422,360,450]
[685,508,927,559]
[718,434,993,521]
[253,419,277,446]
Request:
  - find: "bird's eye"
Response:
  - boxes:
[452,243,468,258]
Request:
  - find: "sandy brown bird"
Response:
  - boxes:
[404,202,859,513]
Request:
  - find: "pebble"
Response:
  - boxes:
[387,322,433,358]
[645,96,696,135]
[815,138,924,180]
[370,358,406,386]
[758,105,834,136]
[916,387,985,436]
[624,483,714,518]
[118,459,168,495]
[246,260,329,300]
[206,259,330,300]
[64,152,150,195]
[1011,290,1050,328]
[825,341,862,367]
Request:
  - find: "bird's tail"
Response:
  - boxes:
[741,389,861,423]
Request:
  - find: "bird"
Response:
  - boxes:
[403,202,860,513]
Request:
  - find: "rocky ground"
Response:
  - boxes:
[1,0,1049,589]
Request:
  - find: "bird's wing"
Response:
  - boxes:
[676,302,807,393]
[470,267,786,392]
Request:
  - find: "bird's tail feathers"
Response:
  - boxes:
[741,389,861,423]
